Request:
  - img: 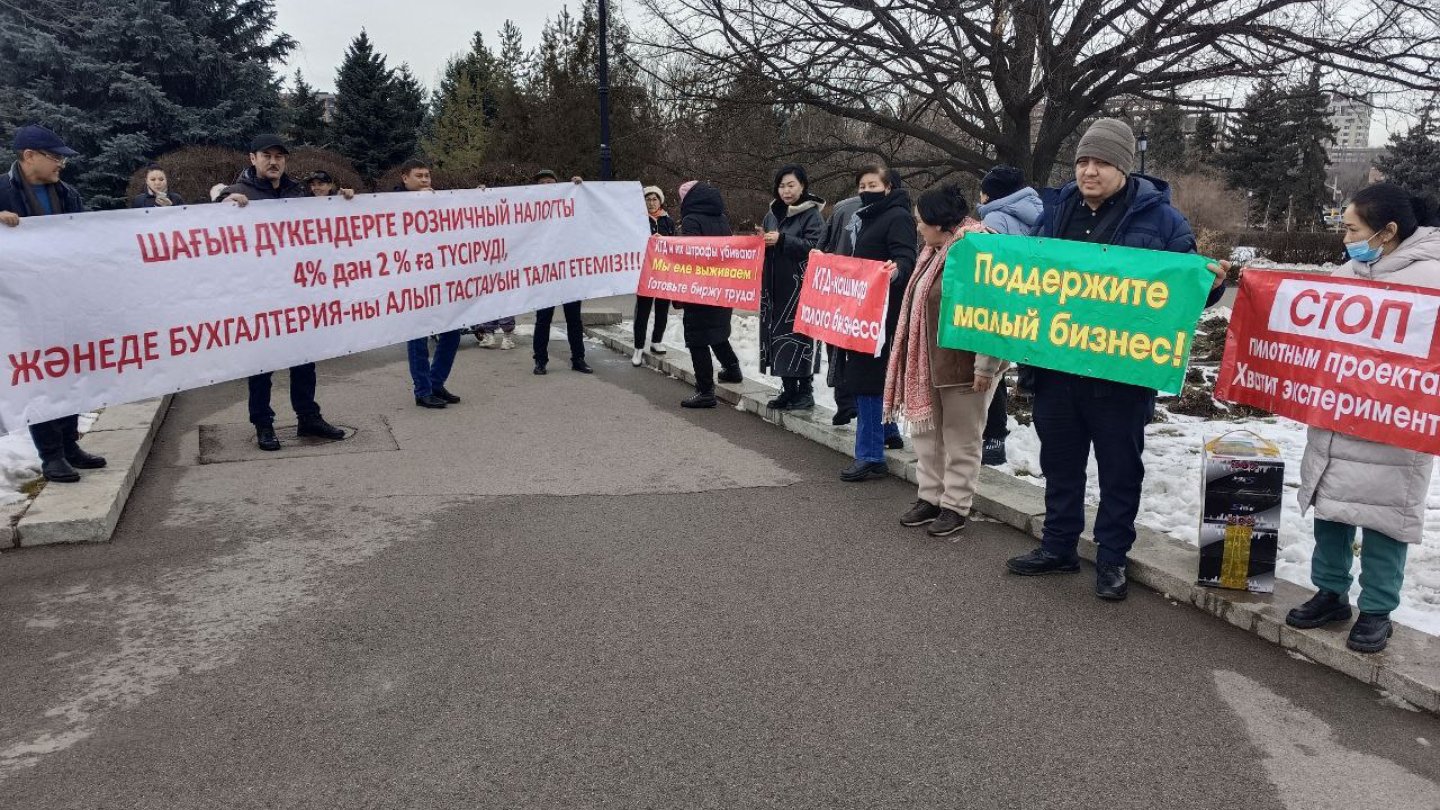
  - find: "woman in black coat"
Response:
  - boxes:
[837,165,918,481]
[759,164,825,410]
[632,185,676,365]
[130,165,184,208]
[676,181,743,409]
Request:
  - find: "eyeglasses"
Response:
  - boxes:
[29,150,67,167]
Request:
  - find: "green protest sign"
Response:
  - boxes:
[938,234,1214,393]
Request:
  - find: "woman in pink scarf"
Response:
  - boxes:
[883,185,1005,537]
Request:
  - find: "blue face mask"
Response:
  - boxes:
[1344,233,1383,263]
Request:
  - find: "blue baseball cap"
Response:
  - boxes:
[13,124,79,158]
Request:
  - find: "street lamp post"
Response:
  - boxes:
[596,0,614,181]
[1137,131,1149,175]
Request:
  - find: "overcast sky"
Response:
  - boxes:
[275,0,575,92]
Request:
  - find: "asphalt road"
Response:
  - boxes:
[1,331,1436,809]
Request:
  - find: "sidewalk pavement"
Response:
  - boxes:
[0,330,1436,808]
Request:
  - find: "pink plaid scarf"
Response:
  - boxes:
[883,219,984,434]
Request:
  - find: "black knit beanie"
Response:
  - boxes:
[981,165,1026,200]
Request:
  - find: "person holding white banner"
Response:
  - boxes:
[0,124,106,483]
[220,134,353,451]
[1286,184,1440,653]
[884,186,1000,537]
[392,159,462,409]
[530,169,593,376]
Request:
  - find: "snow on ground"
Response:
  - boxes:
[641,313,1440,636]
[1,412,99,506]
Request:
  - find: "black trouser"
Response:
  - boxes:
[534,301,585,366]
[984,377,1009,441]
[29,414,80,463]
[827,344,855,414]
[1034,371,1153,567]
[688,340,738,393]
[248,363,320,427]
[633,296,670,348]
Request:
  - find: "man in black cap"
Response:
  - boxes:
[0,125,107,482]
[529,168,592,375]
[221,134,353,452]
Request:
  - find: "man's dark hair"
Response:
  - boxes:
[400,158,430,175]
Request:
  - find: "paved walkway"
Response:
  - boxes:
[1,331,1436,809]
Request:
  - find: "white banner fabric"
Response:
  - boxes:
[0,181,648,434]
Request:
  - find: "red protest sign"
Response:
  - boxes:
[793,250,892,355]
[1216,270,1440,454]
[637,235,763,311]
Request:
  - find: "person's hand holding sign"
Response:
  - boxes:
[973,373,995,393]
[882,260,898,278]
[1207,260,1230,289]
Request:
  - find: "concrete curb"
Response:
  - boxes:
[586,323,1440,714]
[11,396,172,548]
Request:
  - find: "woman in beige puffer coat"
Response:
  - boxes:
[1285,183,1440,654]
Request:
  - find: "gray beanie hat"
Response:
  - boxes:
[1076,118,1136,175]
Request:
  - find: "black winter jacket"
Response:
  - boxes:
[835,188,917,396]
[0,163,83,217]
[677,184,734,346]
[220,167,307,202]
[760,194,825,376]
[130,191,186,208]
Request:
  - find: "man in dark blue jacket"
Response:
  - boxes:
[1005,118,1227,601]
[0,125,107,483]
[221,134,351,452]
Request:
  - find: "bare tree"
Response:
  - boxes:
[636,0,1440,183]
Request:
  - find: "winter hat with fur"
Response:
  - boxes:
[643,185,665,205]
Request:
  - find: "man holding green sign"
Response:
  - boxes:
[940,118,1227,601]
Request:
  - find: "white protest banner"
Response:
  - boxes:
[0,182,648,434]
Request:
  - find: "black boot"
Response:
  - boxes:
[64,444,107,469]
[717,366,744,384]
[255,425,281,452]
[682,391,717,409]
[1095,564,1128,601]
[41,457,81,483]
[1285,590,1352,630]
[767,377,796,410]
[1005,548,1080,576]
[1347,612,1393,653]
[297,416,346,441]
[899,499,941,526]
[831,406,857,426]
[786,377,815,410]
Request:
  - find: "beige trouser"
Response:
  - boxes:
[912,384,998,514]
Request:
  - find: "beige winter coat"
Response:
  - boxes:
[1298,227,1440,543]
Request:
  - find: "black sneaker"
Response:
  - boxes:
[927,509,968,537]
[899,499,941,526]
[433,386,461,404]
[297,417,347,440]
[840,460,887,482]
[717,366,744,384]
[782,393,815,410]
[982,439,1007,466]
[256,425,281,452]
[533,363,548,375]
[1347,612,1393,654]
[1005,548,1081,576]
[64,446,107,469]
[681,392,717,409]
[415,394,448,409]
[831,407,857,426]
[572,360,594,374]
[1095,563,1128,601]
[41,457,81,483]
[884,434,904,450]
[1285,590,1352,630]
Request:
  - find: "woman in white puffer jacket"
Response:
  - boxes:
[1284,183,1440,654]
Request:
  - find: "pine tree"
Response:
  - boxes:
[1280,69,1336,231]
[426,34,502,170]
[1220,80,1289,227]
[330,32,427,185]
[284,70,330,147]
[0,0,292,208]
[1376,111,1440,197]
[1143,99,1187,173]
[1189,114,1218,168]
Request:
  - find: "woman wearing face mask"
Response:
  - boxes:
[758,164,825,409]
[1285,183,1440,653]
[633,185,676,365]
[884,185,1000,537]
[834,164,918,481]
[130,165,185,208]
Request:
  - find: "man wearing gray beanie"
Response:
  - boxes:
[1005,117,1228,601]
